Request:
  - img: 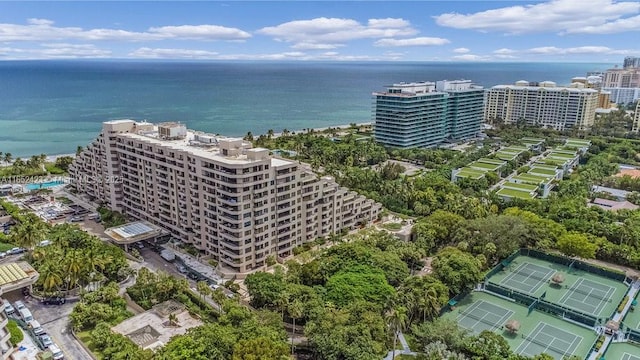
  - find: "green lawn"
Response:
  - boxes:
[382,223,402,231]
[497,188,536,200]
[502,182,538,192]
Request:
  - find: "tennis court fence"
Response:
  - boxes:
[485,282,601,328]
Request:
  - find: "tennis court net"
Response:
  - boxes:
[514,268,550,282]
[568,286,612,302]
[459,310,503,328]
[521,333,572,357]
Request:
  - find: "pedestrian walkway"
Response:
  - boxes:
[382,331,416,360]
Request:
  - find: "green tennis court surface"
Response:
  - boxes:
[516,322,582,359]
[558,278,616,316]
[601,342,640,360]
[622,292,640,331]
[499,262,554,295]
[442,292,596,360]
[488,255,628,317]
[456,300,514,333]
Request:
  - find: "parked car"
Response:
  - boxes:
[209,284,220,290]
[13,300,26,311]
[28,320,45,336]
[176,265,187,274]
[136,242,144,249]
[2,300,14,315]
[0,252,6,259]
[38,240,52,247]
[39,334,53,349]
[8,247,26,255]
[49,344,64,360]
[42,297,66,306]
[68,215,83,222]
[187,272,199,280]
[18,308,34,323]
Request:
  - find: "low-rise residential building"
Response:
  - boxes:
[70,120,382,272]
[588,198,639,212]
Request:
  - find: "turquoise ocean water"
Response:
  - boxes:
[0,61,611,157]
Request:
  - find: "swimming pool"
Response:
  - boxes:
[25,180,65,190]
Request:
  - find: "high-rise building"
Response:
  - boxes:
[373,80,484,148]
[623,56,640,69]
[484,81,599,131]
[70,120,382,272]
[601,87,640,105]
[602,68,640,88]
[633,102,640,133]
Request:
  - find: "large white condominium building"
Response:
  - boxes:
[484,81,599,131]
[633,103,640,133]
[70,120,382,272]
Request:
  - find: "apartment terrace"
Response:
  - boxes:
[496,187,536,200]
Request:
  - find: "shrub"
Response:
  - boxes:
[617,296,629,313]
[7,320,23,344]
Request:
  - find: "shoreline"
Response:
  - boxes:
[1,122,374,163]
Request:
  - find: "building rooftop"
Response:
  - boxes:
[592,186,632,199]
[0,262,39,292]
[588,198,639,212]
[615,168,640,179]
[116,123,296,167]
[112,300,203,350]
[105,220,168,245]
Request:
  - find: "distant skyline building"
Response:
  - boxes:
[602,67,640,88]
[484,80,599,131]
[601,87,640,105]
[633,102,640,133]
[623,56,640,69]
[70,120,381,272]
[373,80,484,148]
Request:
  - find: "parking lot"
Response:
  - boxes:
[3,290,91,360]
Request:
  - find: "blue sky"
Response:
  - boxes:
[0,0,638,62]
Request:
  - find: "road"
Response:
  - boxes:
[3,292,91,360]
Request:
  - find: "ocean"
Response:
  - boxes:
[0,60,612,157]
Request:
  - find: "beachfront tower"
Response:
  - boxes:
[69,120,382,273]
[373,80,484,148]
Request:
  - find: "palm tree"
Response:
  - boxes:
[11,219,47,250]
[420,287,442,322]
[64,250,83,290]
[275,291,289,319]
[386,306,408,359]
[168,313,178,327]
[38,261,63,292]
[76,146,83,156]
[196,281,209,302]
[3,153,12,164]
[267,129,274,140]
[282,129,290,137]
[288,299,303,354]
[243,132,254,142]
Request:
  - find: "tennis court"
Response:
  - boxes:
[558,278,616,316]
[622,353,640,360]
[516,322,583,359]
[499,262,554,295]
[456,300,514,334]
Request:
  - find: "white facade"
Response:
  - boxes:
[603,68,640,88]
[70,121,382,272]
[633,102,640,133]
[484,81,599,130]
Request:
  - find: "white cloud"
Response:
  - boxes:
[290,42,343,50]
[27,18,54,26]
[451,54,489,61]
[129,47,219,59]
[493,48,517,55]
[374,37,450,47]
[526,45,635,55]
[0,43,111,59]
[367,18,411,28]
[258,17,418,48]
[434,0,640,34]
[148,25,250,40]
[0,18,251,42]
[453,47,470,54]
[567,14,640,34]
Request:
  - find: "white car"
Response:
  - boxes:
[49,344,64,360]
[39,334,53,348]
[13,300,26,311]
[2,300,14,315]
